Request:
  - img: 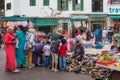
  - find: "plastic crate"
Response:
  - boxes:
[95,45,103,49]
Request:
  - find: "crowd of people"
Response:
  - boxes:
[1,25,118,73]
[93,27,114,45]
[3,25,85,73]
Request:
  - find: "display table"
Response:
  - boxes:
[96,64,120,80]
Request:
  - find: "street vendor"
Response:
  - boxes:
[110,39,120,53]
[72,40,84,61]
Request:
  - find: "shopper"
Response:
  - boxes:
[15,25,26,68]
[32,40,44,67]
[59,39,67,71]
[43,41,51,68]
[25,28,35,68]
[4,27,19,72]
[102,29,107,45]
[108,27,114,44]
[94,28,100,45]
[51,29,61,72]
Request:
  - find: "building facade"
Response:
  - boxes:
[3,0,120,32]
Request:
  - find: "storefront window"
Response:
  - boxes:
[111,0,120,4]
[92,0,103,12]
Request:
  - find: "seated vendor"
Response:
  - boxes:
[72,40,85,61]
[111,39,118,51]
[110,39,118,50]
[108,39,119,55]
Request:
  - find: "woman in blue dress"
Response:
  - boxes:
[15,25,26,68]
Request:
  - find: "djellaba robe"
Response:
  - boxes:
[15,30,26,66]
[4,33,16,71]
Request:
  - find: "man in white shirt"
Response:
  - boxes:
[102,29,107,45]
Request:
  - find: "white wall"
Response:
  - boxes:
[84,0,92,14]
[103,0,109,14]
[20,0,58,17]
[5,0,120,17]
[14,0,21,16]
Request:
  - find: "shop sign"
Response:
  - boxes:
[109,7,120,13]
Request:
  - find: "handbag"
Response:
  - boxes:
[26,34,33,50]
[27,41,33,49]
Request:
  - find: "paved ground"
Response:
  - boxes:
[0,49,95,80]
[0,41,111,80]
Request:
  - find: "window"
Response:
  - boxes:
[43,0,49,6]
[30,0,36,6]
[111,0,120,4]
[6,3,11,10]
[92,0,103,12]
[57,0,68,11]
[72,0,84,11]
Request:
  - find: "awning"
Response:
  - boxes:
[2,16,34,22]
[110,15,120,19]
[89,14,107,18]
[2,16,16,21]
[71,18,88,22]
[35,18,58,27]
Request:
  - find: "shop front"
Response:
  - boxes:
[34,18,58,34]
[58,18,71,38]
[71,15,88,28]
[109,15,120,33]
[89,14,107,31]
[108,6,120,33]
[1,16,34,28]
[71,18,88,28]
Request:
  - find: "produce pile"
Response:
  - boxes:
[96,52,120,71]
[99,54,113,62]
[66,54,111,79]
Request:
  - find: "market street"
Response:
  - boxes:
[0,42,111,80]
[0,49,95,80]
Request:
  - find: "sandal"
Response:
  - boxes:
[12,69,20,73]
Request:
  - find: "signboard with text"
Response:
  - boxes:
[109,7,120,14]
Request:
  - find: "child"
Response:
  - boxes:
[59,39,67,71]
[43,41,51,68]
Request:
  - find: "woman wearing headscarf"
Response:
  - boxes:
[25,28,35,68]
[15,25,26,68]
[4,27,19,72]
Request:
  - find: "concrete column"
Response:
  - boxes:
[107,16,111,30]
